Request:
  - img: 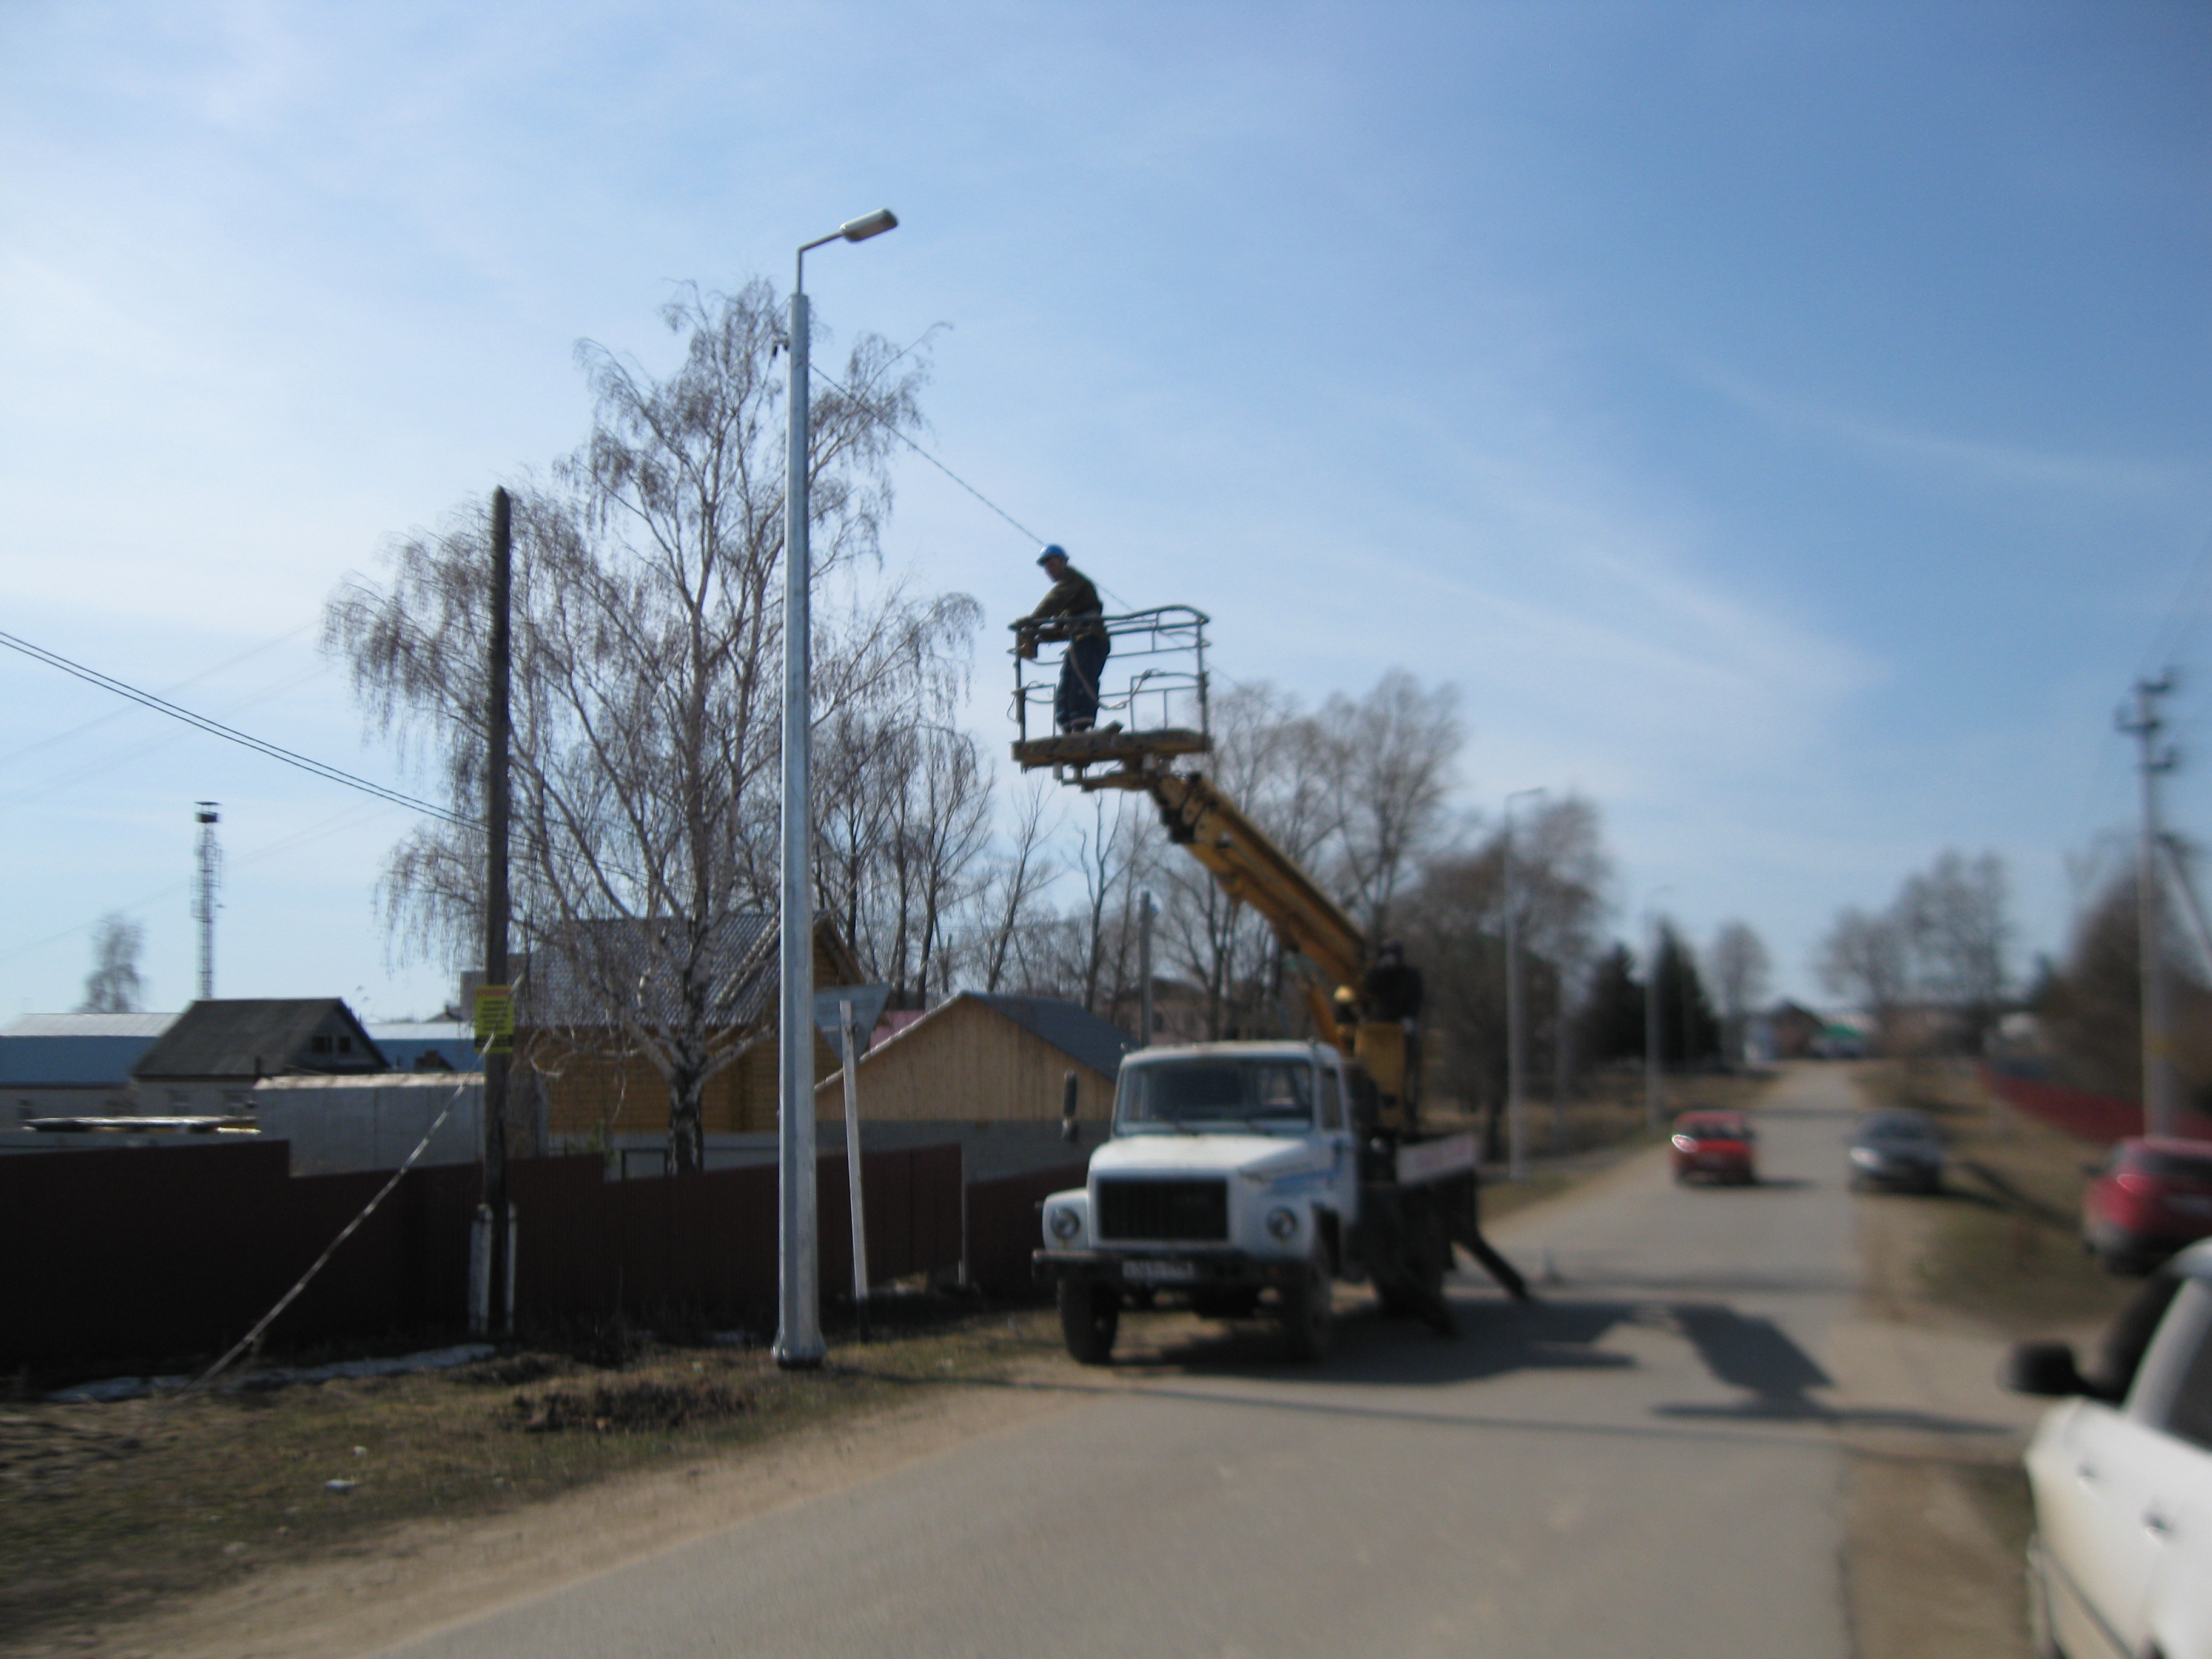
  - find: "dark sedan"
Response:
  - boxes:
[1849,1110,1944,1194]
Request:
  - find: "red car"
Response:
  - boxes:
[2082,1137,2212,1274]
[1671,1110,1756,1185]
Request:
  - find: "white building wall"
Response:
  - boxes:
[253,1073,484,1175]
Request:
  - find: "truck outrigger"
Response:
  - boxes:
[1014,606,1530,1363]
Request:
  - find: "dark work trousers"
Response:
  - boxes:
[1056,635,1110,732]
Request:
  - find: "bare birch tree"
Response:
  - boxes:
[1319,671,1463,939]
[327,279,974,1172]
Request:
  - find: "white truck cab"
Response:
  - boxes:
[1035,1040,1484,1363]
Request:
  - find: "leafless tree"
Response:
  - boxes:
[973,779,1061,994]
[1319,671,1462,939]
[1816,907,1911,1036]
[1708,919,1771,1059]
[1402,793,1610,1150]
[76,913,145,1014]
[1895,850,2009,1033]
[326,279,974,1171]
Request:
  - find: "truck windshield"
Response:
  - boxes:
[1117,1059,1315,1133]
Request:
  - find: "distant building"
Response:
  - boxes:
[366,1021,479,1074]
[132,998,386,1116]
[1748,1000,1825,1063]
[1106,977,1211,1045]
[1,1011,177,1121]
[521,913,864,1144]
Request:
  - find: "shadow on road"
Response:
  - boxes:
[1101,1293,2013,1438]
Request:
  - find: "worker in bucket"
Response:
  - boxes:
[1017,545,1113,734]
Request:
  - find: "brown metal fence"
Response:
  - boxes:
[1,1141,963,1372]
[963,1161,1088,1295]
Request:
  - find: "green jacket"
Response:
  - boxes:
[1021,566,1109,643]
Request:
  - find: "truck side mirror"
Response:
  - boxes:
[1060,1070,1081,1145]
[2003,1339,2087,1398]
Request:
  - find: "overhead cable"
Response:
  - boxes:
[0,628,471,827]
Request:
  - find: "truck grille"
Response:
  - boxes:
[1097,1178,1229,1242]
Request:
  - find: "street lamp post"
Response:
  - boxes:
[774,207,898,1372]
[1503,788,1546,1182]
[1643,886,1675,1135]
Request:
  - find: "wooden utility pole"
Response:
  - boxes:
[482,486,514,1329]
[2119,674,2180,1139]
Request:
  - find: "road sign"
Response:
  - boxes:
[812,984,891,1056]
[474,984,514,1056]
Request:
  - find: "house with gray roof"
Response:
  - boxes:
[132,999,386,1116]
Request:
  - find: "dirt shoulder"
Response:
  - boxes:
[1,1311,1082,1659]
[1833,1059,2134,1659]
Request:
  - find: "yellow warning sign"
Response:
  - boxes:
[474,985,514,1054]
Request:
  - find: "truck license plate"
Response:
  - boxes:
[1123,1259,1196,1284]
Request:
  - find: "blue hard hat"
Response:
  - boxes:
[1037,545,1067,566]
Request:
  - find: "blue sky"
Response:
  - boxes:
[2,1,2207,1018]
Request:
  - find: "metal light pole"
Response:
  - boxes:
[1504,788,1546,1181]
[775,208,897,1372]
[1643,886,1675,1134]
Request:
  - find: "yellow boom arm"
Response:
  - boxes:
[1143,773,1365,992]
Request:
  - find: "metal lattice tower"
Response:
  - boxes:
[192,802,221,1000]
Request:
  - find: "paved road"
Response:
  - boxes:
[386,1067,2020,1658]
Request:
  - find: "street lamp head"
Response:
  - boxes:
[839,209,899,242]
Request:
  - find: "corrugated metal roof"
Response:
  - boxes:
[133,999,386,1079]
[0,1034,161,1087]
[972,995,1133,1079]
[4,1013,178,1039]
[520,915,781,1030]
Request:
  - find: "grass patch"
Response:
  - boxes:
[1862,1060,2133,1337]
[0,1301,1061,1649]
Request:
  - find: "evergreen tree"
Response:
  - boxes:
[1576,942,1645,1062]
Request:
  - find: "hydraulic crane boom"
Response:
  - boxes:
[1141,772,1364,993]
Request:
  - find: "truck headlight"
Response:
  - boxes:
[1266,1206,1299,1241]
[1048,1205,1082,1242]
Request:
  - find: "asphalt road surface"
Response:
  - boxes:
[384,1068,2016,1658]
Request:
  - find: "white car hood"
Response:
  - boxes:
[1089,1133,1330,1182]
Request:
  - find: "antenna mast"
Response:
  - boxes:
[192,802,222,1000]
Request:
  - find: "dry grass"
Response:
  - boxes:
[1863,1059,2133,1336]
[0,1302,1064,1650]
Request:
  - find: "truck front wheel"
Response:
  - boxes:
[1279,1247,1333,1361]
[1058,1280,1119,1365]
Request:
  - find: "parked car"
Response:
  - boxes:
[2084,1138,2212,1276]
[2007,1241,2212,1659]
[1848,1109,1944,1194]
[1670,1110,1755,1185]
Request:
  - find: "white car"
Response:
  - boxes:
[2009,1237,2212,1658]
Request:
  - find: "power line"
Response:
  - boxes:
[0,628,471,828]
[2,664,330,813]
[0,799,400,965]
[810,363,1048,548]
[0,618,315,768]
